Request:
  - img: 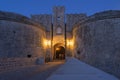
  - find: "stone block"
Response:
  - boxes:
[36,57,44,65]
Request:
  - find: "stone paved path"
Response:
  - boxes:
[0,58,119,80]
[0,62,64,80]
[47,58,119,80]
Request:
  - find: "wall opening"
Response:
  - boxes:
[27,54,32,58]
[53,43,65,60]
[55,46,65,60]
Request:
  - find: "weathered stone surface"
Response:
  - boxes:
[0,57,37,73]
[0,20,46,58]
[0,11,44,29]
[73,18,120,78]
[31,14,52,31]
[36,57,44,65]
[89,10,120,20]
[0,7,120,79]
[0,20,46,72]
[75,10,120,26]
[66,14,87,32]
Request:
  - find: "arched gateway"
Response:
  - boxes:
[53,43,65,60]
[43,6,73,62]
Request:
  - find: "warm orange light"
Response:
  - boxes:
[56,48,60,50]
[67,39,73,46]
[44,39,51,48]
[67,39,74,50]
[47,40,51,46]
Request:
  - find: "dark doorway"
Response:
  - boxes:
[55,46,65,60]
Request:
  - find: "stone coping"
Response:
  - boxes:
[0,11,45,30]
[73,10,120,29]
[87,10,120,22]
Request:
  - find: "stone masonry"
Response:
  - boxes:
[73,10,120,78]
[0,11,46,72]
[0,7,120,79]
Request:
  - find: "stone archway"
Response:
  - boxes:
[53,43,65,60]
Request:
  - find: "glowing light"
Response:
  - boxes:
[56,48,60,50]
[67,39,74,49]
[44,39,51,48]
[67,39,73,46]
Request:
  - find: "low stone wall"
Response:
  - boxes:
[0,57,37,73]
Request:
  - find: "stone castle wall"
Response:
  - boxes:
[0,8,120,78]
[0,11,46,72]
[0,20,46,58]
[0,11,41,27]
[66,14,87,32]
[0,57,37,73]
[73,10,120,78]
[31,14,52,31]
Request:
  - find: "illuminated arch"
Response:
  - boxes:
[53,43,65,60]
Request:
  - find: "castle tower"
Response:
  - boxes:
[52,6,66,60]
[53,6,65,37]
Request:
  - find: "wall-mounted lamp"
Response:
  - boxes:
[44,40,51,48]
[67,39,73,47]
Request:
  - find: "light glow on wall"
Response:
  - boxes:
[67,39,73,48]
[44,39,51,48]
[56,47,60,51]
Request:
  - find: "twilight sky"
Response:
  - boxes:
[0,0,120,17]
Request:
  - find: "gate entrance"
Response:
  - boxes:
[55,46,65,60]
[53,43,65,60]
